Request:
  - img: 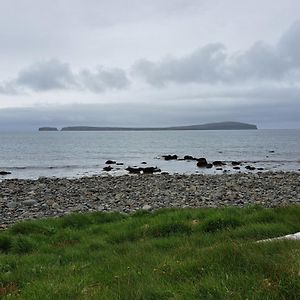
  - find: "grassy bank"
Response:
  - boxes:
[0,206,300,299]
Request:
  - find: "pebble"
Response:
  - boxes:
[0,172,299,226]
[22,199,37,206]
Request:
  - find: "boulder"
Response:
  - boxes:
[162,154,178,160]
[231,161,241,166]
[142,167,161,174]
[105,160,116,164]
[196,158,207,167]
[213,161,225,166]
[141,162,147,164]
[233,166,240,170]
[0,171,11,175]
[126,167,142,174]
[245,165,256,171]
[184,155,197,160]
[103,166,113,171]
[206,163,213,168]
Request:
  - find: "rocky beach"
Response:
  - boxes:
[1,172,299,227]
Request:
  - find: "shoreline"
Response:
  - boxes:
[1,171,299,227]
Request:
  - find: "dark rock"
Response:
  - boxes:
[142,167,161,174]
[216,168,223,171]
[141,162,147,164]
[126,167,142,174]
[206,163,213,168]
[184,155,197,160]
[245,165,256,171]
[196,158,208,167]
[257,167,264,170]
[116,162,124,165]
[213,161,225,166]
[233,166,240,170]
[269,150,275,153]
[0,171,11,175]
[103,166,113,171]
[105,160,116,164]
[231,161,241,166]
[162,154,178,161]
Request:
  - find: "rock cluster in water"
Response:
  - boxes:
[0,172,299,227]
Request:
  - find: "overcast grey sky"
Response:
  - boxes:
[1,0,300,130]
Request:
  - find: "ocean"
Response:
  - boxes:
[0,129,300,179]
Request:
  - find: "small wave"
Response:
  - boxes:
[224,160,300,164]
[0,164,102,171]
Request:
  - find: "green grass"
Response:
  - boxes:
[0,206,299,299]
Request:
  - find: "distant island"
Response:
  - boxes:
[39,122,257,131]
[38,127,58,131]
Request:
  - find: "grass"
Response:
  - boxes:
[0,205,299,299]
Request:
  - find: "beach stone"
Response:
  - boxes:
[7,202,18,209]
[51,202,59,209]
[22,199,37,206]
[97,205,105,211]
[0,172,299,226]
[142,204,152,211]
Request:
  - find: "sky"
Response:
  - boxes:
[1,0,300,130]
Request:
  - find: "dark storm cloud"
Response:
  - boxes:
[133,21,300,86]
[0,59,130,93]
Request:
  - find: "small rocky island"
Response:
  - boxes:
[38,127,58,131]
[39,121,257,131]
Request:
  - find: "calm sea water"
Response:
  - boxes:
[0,130,300,179]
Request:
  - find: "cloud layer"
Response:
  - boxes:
[133,21,300,86]
[1,21,300,95]
[0,59,130,94]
